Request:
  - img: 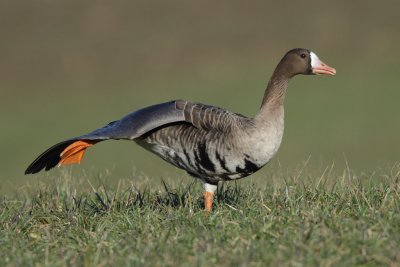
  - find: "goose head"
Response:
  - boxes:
[278,48,336,77]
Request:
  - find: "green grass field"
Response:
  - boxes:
[1,167,399,267]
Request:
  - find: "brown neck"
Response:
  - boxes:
[257,63,291,118]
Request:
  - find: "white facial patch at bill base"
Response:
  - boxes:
[310,51,321,68]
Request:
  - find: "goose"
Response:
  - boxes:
[25,48,336,211]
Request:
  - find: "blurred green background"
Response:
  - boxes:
[1,0,399,194]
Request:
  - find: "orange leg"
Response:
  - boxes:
[203,182,217,212]
[204,191,214,212]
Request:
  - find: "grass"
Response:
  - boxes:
[1,166,399,267]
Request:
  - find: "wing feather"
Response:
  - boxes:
[82,100,247,140]
[25,99,249,174]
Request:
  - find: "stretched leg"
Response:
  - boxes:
[203,182,218,212]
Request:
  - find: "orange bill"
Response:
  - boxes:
[310,51,336,75]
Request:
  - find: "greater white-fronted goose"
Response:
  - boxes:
[25,48,336,211]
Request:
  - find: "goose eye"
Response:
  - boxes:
[300,53,306,58]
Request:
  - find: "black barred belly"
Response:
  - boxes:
[167,142,262,184]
